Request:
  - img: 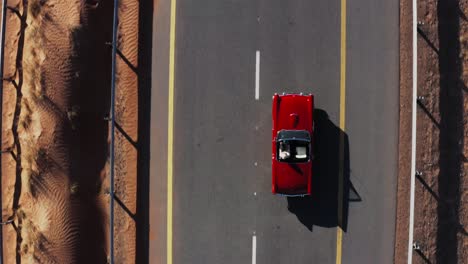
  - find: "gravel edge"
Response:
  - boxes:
[393,0,413,263]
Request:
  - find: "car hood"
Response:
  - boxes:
[273,95,313,131]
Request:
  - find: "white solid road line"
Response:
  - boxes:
[252,235,257,264]
[408,0,417,262]
[255,50,260,100]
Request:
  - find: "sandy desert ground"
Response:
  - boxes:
[1,0,151,263]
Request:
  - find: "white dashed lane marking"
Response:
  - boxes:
[252,234,257,264]
[255,51,260,100]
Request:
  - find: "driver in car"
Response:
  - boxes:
[279,141,290,160]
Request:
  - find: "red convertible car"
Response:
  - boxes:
[272,93,314,196]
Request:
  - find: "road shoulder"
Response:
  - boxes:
[393,0,413,262]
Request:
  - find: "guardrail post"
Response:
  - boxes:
[412,241,421,251]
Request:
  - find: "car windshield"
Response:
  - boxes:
[276,130,311,163]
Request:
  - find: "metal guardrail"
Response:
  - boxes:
[0,0,8,263]
[109,0,119,263]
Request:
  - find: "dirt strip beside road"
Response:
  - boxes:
[394,0,413,262]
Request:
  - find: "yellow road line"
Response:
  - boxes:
[336,0,346,263]
[336,227,343,264]
[167,0,177,263]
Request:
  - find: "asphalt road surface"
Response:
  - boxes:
[150,0,399,263]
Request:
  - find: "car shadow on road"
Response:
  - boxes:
[286,109,359,232]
